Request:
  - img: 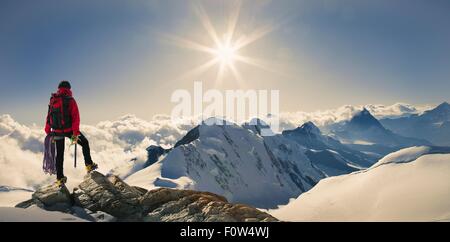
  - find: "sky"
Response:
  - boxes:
[0,0,449,125]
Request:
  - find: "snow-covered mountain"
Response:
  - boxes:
[126,119,329,208]
[270,146,450,221]
[381,102,450,146]
[244,119,373,176]
[328,108,431,157]
[282,121,376,172]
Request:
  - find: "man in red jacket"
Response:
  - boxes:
[45,80,98,186]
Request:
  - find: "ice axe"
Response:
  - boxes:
[74,143,77,168]
[71,135,78,168]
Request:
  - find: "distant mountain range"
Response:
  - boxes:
[325,107,432,157]
[380,102,450,146]
[281,121,375,172]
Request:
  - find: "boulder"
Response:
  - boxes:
[72,171,143,220]
[15,183,72,213]
[141,188,278,222]
[32,183,72,206]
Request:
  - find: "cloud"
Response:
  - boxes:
[0,115,45,153]
[0,136,49,190]
[94,114,193,148]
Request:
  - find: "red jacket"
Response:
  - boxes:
[45,87,80,136]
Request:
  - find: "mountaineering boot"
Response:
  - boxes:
[86,163,98,173]
[55,176,67,187]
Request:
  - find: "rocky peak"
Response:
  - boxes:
[174,125,200,148]
[348,108,385,130]
[437,101,450,109]
[282,121,321,138]
[421,102,450,120]
[144,145,171,168]
[298,121,321,135]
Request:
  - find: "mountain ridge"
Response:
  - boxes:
[381,102,450,146]
[328,108,431,156]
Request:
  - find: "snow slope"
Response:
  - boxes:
[270,146,450,221]
[0,186,33,207]
[0,206,87,222]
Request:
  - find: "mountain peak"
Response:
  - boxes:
[282,121,322,138]
[247,118,269,126]
[349,108,384,130]
[421,101,450,120]
[353,108,375,119]
[436,101,450,110]
[242,118,274,136]
[298,121,321,135]
[361,107,370,114]
[174,125,200,148]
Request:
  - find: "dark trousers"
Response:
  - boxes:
[55,132,93,179]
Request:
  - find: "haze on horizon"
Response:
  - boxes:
[1,0,449,125]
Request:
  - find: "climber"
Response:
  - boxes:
[44,80,98,187]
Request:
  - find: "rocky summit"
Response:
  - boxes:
[15,171,278,222]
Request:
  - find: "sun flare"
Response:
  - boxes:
[215,42,237,65]
[166,1,276,85]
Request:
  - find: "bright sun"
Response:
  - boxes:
[165,1,276,85]
[215,42,237,65]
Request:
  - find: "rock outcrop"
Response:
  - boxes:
[141,188,277,222]
[16,183,72,212]
[15,171,278,222]
[72,171,144,219]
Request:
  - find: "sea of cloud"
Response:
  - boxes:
[0,114,191,190]
[0,102,434,191]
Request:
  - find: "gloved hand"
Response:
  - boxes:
[70,135,79,145]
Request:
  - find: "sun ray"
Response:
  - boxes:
[177,58,220,81]
[161,33,216,54]
[215,62,226,86]
[235,54,291,78]
[225,0,242,45]
[228,62,245,87]
[193,3,221,47]
[234,55,272,72]
[234,23,275,51]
